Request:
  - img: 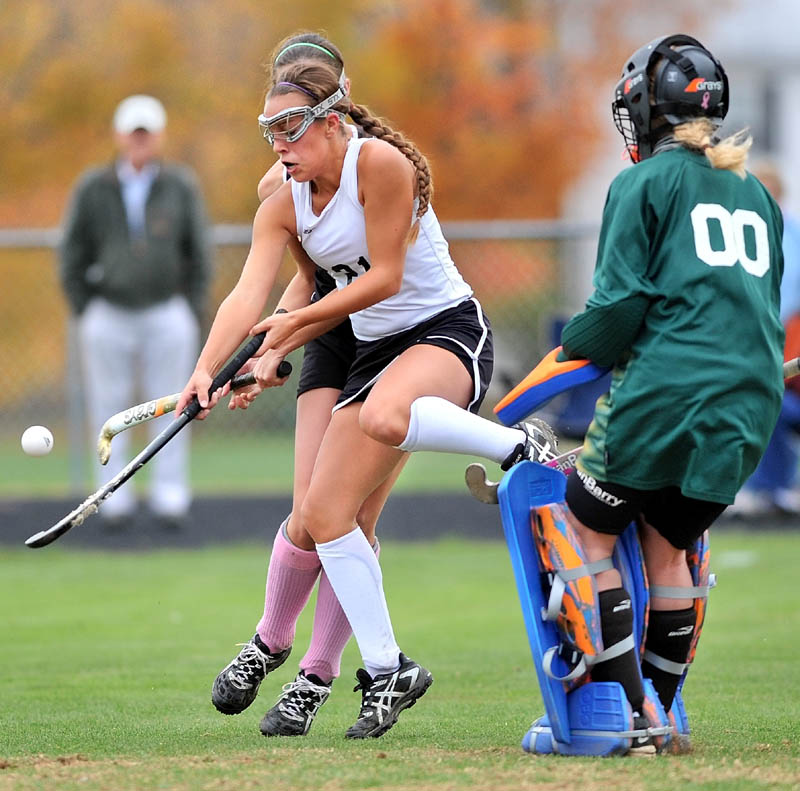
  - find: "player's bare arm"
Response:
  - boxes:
[231,262,333,408]
[176,186,294,414]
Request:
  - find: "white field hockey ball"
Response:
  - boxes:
[21,425,54,457]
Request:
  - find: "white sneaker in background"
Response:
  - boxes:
[774,488,800,514]
[726,489,773,518]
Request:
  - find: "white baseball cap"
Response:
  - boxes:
[113,94,167,134]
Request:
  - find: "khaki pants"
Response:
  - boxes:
[79,296,199,518]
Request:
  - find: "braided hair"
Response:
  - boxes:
[348,102,433,220]
[267,54,433,224]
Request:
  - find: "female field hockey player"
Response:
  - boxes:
[203,34,409,739]
[177,37,559,738]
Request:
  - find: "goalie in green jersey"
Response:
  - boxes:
[556,34,785,748]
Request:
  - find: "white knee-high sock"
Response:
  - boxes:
[397,396,524,463]
[315,527,401,678]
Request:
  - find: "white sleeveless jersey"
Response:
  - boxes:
[290,136,472,341]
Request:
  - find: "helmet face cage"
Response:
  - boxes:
[612,100,641,163]
[612,34,729,163]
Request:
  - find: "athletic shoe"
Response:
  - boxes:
[153,512,188,531]
[501,419,559,470]
[211,634,291,715]
[628,712,656,757]
[774,487,800,515]
[345,653,433,739]
[259,671,331,737]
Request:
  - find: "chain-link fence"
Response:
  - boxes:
[0,222,599,494]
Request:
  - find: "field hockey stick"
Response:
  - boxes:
[96,361,292,465]
[468,358,800,506]
[25,332,277,549]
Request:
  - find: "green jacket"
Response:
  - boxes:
[59,161,211,320]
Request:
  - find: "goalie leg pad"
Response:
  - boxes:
[641,678,672,753]
[498,461,613,744]
[498,463,679,750]
[498,461,573,743]
[613,521,649,652]
[612,524,699,753]
[632,530,715,754]
[533,501,608,663]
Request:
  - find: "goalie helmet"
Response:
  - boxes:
[613,34,729,163]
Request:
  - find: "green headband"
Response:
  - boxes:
[275,42,336,63]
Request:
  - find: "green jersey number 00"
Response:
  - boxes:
[690,202,770,277]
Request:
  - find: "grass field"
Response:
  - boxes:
[1,531,799,790]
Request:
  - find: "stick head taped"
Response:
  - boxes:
[97,432,112,465]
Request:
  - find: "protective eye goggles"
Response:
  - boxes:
[258,72,347,145]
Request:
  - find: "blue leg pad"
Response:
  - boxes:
[641,678,671,752]
[498,461,570,743]
[499,463,680,753]
[613,523,649,648]
[664,688,691,754]
[671,688,689,735]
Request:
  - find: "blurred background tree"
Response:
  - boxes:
[0,0,699,226]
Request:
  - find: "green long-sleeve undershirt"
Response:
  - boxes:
[559,294,650,368]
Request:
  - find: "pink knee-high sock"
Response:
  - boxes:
[256,520,322,652]
[300,539,381,683]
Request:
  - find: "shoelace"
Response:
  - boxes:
[277,677,329,719]
[227,642,267,689]
[353,669,406,721]
[353,668,373,694]
[531,438,556,462]
[525,421,558,463]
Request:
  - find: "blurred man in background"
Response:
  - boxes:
[59,94,211,529]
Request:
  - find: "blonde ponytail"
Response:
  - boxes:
[673,118,752,178]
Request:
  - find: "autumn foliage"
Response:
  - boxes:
[0,0,697,226]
